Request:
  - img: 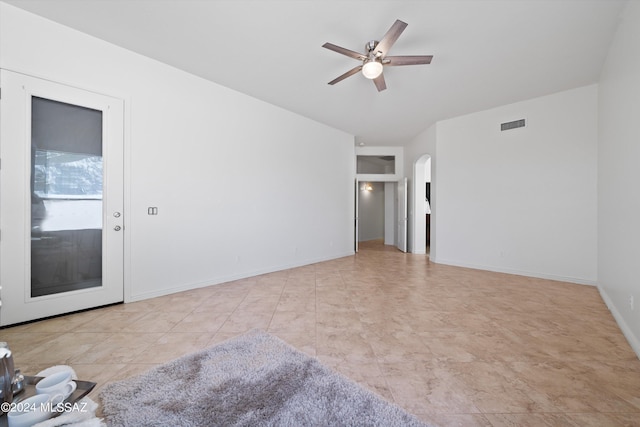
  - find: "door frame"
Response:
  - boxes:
[354,179,359,252]
[396,177,408,253]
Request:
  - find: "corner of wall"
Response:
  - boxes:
[597,0,640,362]
[598,286,640,360]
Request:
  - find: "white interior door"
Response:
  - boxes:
[0,70,124,326]
[354,179,359,253]
[396,177,408,252]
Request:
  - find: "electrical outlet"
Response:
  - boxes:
[630,295,635,311]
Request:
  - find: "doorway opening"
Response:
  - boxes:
[357,181,394,246]
[411,154,432,257]
[355,179,407,253]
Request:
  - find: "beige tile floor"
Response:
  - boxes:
[2,240,640,426]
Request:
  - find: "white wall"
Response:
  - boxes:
[357,184,384,242]
[424,158,431,184]
[597,1,640,356]
[427,85,598,284]
[0,3,355,302]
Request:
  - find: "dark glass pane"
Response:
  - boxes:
[31,97,103,297]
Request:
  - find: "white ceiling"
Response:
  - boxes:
[4,0,627,146]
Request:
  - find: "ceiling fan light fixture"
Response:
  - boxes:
[362,60,383,79]
[323,19,432,91]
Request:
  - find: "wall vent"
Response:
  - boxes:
[500,119,525,131]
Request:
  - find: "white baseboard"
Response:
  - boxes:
[598,286,640,360]
[429,257,597,286]
[126,250,355,303]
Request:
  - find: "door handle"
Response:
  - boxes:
[114,225,122,231]
[113,212,121,218]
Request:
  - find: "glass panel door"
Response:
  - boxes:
[0,70,124,326]
[31,97,104,297]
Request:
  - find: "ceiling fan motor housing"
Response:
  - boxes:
[366,40,381,56]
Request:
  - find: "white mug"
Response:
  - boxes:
[35,371,77,404]
[7,393,53,427]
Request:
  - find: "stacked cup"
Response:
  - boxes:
[7,371,76,427]
[34,371,77,405]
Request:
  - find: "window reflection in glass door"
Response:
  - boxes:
[31,96,103,297]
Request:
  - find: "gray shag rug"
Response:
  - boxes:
[100,329,429,427]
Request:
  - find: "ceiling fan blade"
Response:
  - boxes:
[328,65,363,85]
[385,55,433,66]
[374,20,408,56]
[373,74,387,92]
[322,42,367,61]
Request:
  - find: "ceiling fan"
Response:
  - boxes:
[322,19,433,92]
